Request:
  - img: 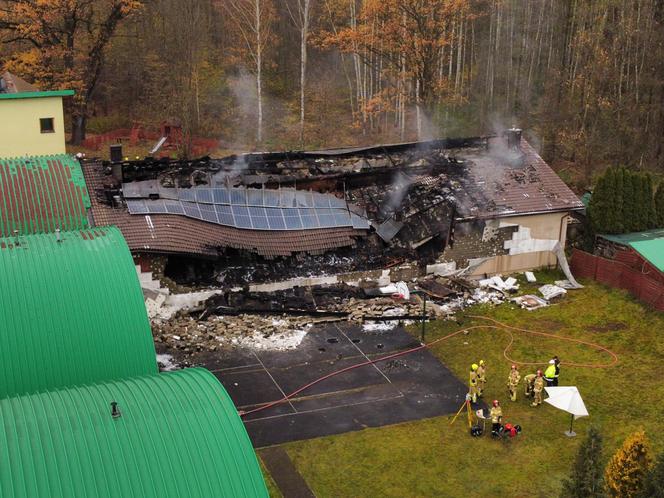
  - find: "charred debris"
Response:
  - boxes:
[87,132,582,356]
[95,135,533,288]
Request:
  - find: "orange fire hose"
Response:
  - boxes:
[239,316,618,417]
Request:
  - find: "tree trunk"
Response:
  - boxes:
[256,0,263,145]
[70,113,87,146]
[299,0,311,148]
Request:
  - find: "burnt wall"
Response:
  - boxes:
[440,220,515,268]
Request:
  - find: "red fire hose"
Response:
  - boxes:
[239,315,618,417]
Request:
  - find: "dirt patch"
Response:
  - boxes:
[589,322,628,332]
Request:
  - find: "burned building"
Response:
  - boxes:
[82,133,583,287]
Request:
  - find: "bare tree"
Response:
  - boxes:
[285,0,313,147]
[221,0,274,145]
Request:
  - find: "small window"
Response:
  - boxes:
[40,118,55,133]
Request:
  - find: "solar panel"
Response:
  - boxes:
[199,205,218,223]
[215,205,234,226]
[247,189,264,206]
[126,200,148,214]
[317,208,336,227]
[231,189,247,205]
[252,216,270,229]
[280,190,296,208]
[283,209,302,230]
[333,210,352,226]
[178,189,196,202]
[330,196,347,208]
[127,183,366,231]
[216,204,232,215]
[248,206,267,218]
[232,205,250,218]
[148,200,168,214]
[182,202,201,219]
[295,191,313,208]
[195,188,213,204]
[267,211,286,230]
[313,194,330,208]
[351,213,371,229]
[264,191,280,207]
[164,200,185,215]
[213,188,230,204]
[235,215,252,229]
[300,210,319,229]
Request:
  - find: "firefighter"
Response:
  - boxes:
[523,373,536,397]
[490,399,503,435]
[532,370,545,407]
[507,364,521,402]
[477,360,487,397]
[469,363,479,403]
[553,356,560,386]
[544,359,556,387]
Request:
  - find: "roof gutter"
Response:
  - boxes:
[454,205,585,223]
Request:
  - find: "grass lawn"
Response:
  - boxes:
[262,276,664,497]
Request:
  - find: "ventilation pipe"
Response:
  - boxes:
[506,127,523,150]
[111,401,122,419]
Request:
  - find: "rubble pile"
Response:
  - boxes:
[149,268,583,359]
[153,314,316,353]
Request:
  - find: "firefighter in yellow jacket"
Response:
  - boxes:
[469,363,479,403]
[477,360,487,397]
[532,370,545,407]
[506,364,521,401]
[544,359,556,387]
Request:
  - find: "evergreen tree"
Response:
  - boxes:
[622,169,637,232]
[605,430,652,498]
[613,167,625,233]
[655,182,664,228]
[603,168,619,233]
[645,174,657,229]
[640,450,664,498]
[589,172,610,233]
[560,426,605,498]
[635,174,648,231]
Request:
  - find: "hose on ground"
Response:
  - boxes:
[239,316,618,417]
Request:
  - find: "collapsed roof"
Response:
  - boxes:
[84,135,583,260]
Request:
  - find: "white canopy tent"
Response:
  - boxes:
[544,386,589,437]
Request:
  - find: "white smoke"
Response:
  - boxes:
[227,67,261,148]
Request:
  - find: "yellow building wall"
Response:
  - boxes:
[0,97,66,157]
[470,212,570,276]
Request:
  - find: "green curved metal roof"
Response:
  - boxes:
[0,154,90,238]
[601,228,664,272]
[0,368,268,498]
[0,226,156,397]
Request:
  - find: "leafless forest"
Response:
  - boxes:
[2,0,663,183]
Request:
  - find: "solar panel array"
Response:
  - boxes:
[126,187,370,231]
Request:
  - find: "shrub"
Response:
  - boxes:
[605,430,652,498]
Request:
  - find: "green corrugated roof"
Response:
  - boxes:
[0,226,157,397]
[581,191,592,207]
[0,368,268,498]
[0,154,91,237]
[0,89,74,100]
[600,228,664,271]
